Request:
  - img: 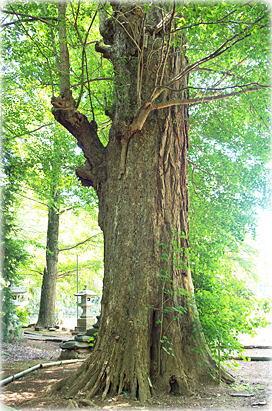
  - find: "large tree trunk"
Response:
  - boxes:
[52,3,233,401]
[36,191,59,328]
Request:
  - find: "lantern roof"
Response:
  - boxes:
[10,286,27,294]
[74,284,98,297]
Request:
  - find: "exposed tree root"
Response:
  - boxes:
[67,399,78,408]
[52,350,234,405]
[52,348,153,403]
[207,355,235,384]
[220,369,235,384]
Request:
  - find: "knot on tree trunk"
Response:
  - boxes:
[95,41,112,60]
[169,375,180,395]
[51,92,83,127]
[76,162,94,187]
[76,161,107,190]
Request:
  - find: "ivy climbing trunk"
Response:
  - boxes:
[52,3,233,401]
[36,191,59,329]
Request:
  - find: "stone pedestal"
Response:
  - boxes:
[59,315,100,360]
[74,285,100,333]
[74,316,95,333]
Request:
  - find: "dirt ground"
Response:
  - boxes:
[1,332,271,410]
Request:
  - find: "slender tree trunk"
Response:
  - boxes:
[36,191,59,328]
[52,3,233,401]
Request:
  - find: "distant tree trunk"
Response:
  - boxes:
[52,3,233,401]
[36,190,59,328]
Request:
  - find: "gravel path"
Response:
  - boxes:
[2,338,62,362]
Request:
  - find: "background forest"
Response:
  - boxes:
[1,0,271,368]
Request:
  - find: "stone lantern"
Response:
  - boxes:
[10,286,27,307]
[74,285,100,332]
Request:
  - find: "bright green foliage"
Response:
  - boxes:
[1,145,29,341]
[194,271,270,361]
[180,2,270,85]
[16,306,30,327]
[18,201,104,318]
[2,1,110,210]
[2,2,107,327]
[2,1,113,138]
[88,332,98,348]
[162,231,270,361]
[179,1,272,360]
[3,65,98,212]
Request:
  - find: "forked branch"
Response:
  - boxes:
[118,83,269,178]
[117,12,268,178]
[121,85,269,138]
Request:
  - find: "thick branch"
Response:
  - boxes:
[118,83,268,178]
[121,85,268,140]
[118,103,153,178]
[76,161,95,187]
[51,96,106,188]
[117,85,269,178]
[58,233,101,252]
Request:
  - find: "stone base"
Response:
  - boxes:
[77,348,91,357]
[76,316,95,332]
[60,340,90,350]
[75,334,91,342]
[35,326,42,331]
[59,348,90,360]
[59,350,83,360]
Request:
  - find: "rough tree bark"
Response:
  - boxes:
[36,189,59,328]
[51,3,233,401]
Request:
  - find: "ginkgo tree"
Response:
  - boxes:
[2,0,270,402]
